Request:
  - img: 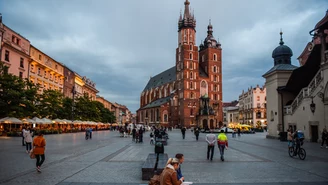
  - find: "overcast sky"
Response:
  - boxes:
[1,0,327,113]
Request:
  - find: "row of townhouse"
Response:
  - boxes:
[0,15,132,123]
[223,85,267,128]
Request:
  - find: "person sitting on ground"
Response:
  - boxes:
[160,158,184,185]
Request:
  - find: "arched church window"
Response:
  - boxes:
[214,75,217,82]
[200,81,207,96]
[214,54,217,61]
[190,53,193,60]
[190,45,192,51]
[213,66,217,73]
[190,82,193,89]
[190,72,193,79]
[164,114,168,122]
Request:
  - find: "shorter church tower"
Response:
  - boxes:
[263,31,297,138]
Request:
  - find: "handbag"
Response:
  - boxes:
[29,149,35,159]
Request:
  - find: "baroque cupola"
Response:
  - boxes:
[178,0,196,31]
[199,20,221,51]
[272,31,293,66]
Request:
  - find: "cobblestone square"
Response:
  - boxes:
[0,130,328,185]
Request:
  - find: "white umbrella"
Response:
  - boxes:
[41,118,53,124]
[32,117,43,124]
[53,119,64,124]
[21,118,36,124]
[0,117,23,132]
[0,117,23,124]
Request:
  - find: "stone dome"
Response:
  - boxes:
[272,44,293,58]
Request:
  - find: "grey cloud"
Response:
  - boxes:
[1,0,327,112]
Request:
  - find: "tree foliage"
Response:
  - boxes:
[0,62,116,122]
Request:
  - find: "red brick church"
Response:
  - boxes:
[137,0,223,129]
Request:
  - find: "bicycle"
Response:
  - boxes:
[85,132,90,140]
[288,141,306,160]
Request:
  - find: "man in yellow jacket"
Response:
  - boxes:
[217,130,228,161]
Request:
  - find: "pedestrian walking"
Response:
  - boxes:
[24,128,33,153]
[237,128,241,137]
[139,128,143,143]
[175,153,184,181]
[181,127,186,139]
[321,128,328,148]
[205,130,216,161]
[132,127,136,142]
[159,158,184,185]
[22,126,26,146]
[33,131,46,172]
[217,130,228,161]
[194,128,200,141]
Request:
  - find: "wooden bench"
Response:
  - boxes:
[142,153,168,180]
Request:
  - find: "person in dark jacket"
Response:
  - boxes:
[194,128,200,141]
[138,128,143,143]
[181,127,186,139]
[321,128,328,148]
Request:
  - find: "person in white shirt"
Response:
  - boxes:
[205,131,216,161]
[24,128,33,153]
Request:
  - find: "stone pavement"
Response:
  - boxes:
[0,130,327,185]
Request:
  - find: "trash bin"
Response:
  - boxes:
[155,141,164,154]
[279,131,287,141]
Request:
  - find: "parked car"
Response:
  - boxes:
[219,127,234,133]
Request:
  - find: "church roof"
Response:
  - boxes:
[143,66,176,91]
[262,64,298,77]
[140,96,171,109]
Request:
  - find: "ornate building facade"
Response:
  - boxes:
[137,0,223,128]
[1,24,30,79]
[82,76,98,101]
[29,46,64,93]
[264,11,328,142]
[238,85,267,127]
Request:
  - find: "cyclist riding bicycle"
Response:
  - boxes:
[293,130,304,156]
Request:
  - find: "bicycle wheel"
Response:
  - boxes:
[288,147,294,157]
[298,148,306,160]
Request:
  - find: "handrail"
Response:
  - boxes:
[285,69,323,115]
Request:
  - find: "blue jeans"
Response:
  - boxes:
[218,144,225,157]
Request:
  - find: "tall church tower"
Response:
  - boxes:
[198,21,223,127]
[176,0,199,127]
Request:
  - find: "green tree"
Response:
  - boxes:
[61,97,74,120]
[38,89,64,119]
[0,63,38,118]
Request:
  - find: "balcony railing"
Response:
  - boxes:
[285,69,323,115]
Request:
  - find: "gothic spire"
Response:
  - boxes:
[178,0,196,31]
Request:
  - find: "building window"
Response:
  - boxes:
[213,66,217,73]
[44,71,47,78]
[190,45,192,50]
[189,53,192,60]
[12,35,15,42]
[257,96,260,101]
[214,75,217,82]
[190,72,193,79]
[164,114,168,122]
[19,72,23,79]
[257,103,261,108]
[190,81,193,89]
[55,65,58,70]
[190,62,193,69]
[214,94,217,100]
[214,54,217,61]
[39,55,42,61]
[38,68,41,75]
[20,58,24,68]
[5,50,9,62]
[257,111,261,119]
[30,64,34,72]
[202,55,205,62]
[190,109,193,116]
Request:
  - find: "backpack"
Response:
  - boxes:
[148,174,160,185]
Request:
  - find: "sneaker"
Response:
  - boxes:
[37,166,41,173]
